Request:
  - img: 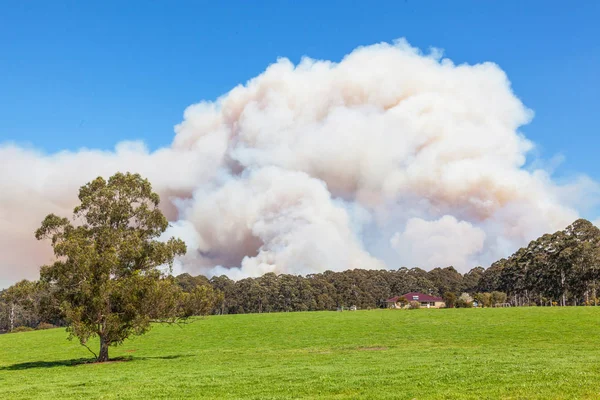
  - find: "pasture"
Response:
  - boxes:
[1,307,600,399]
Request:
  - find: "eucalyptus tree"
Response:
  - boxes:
[35,172,191,362]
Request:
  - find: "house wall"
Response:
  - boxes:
[417,301,446,308]
[387,300,446,309]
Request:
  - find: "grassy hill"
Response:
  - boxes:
[1,307,600,399]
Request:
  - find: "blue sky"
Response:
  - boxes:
[1,0,598,183]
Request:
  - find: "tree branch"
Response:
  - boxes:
[81,342,98,359]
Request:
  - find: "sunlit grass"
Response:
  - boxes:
[2,307,600,399]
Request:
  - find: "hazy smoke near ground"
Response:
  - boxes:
[1,39,597,287]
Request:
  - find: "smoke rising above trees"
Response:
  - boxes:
[1,39,598,285]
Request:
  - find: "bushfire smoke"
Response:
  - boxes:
[1,39,597,287]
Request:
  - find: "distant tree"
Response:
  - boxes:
[456,292,474,308]
[481,292,492,307]
[210,275,237,314]
[0,298,7,332]
[459,292,473,303]
[1,280,34,332]
[176,273,210,293]
[0,280,63,332]
[474,292,492,308]
[560,220,600,305]
[443,292,456,308]
[463,267,485,293]
[35,172,196,362]
[491,291,508,306]
[477,260,505,293]
[307,274,336,310]
[428,267,464,295]
[473,293,483,307]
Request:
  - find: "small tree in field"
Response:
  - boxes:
[443,292,456,308]
[35,172,189,362]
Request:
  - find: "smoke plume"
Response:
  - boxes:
[1,39,597,287]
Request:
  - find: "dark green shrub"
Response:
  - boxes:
[455,299,473,308]
[36,322,56,330]
[12,326,34,333]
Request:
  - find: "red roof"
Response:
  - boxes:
[386,292,443,302]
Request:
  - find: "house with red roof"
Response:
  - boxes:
[386,292,445,309]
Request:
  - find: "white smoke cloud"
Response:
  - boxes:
[1,38,596,287]
[169,166,383,278]
[390,216,486,271]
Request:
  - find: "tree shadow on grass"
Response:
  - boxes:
[0,354,192,371]
[0,358,99,370]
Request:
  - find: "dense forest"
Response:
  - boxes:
[2,219,599,332]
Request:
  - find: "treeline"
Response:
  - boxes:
[2,218,599,331]
[477,219,600,306]
[0,280,63,333]
[183,266,482,314]
[0,277,221,333]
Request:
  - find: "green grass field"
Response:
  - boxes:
[1,308,600,399]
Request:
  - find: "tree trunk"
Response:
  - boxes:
[9,303,15,332]
[98,336,109,362]
[561,271,566,307]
